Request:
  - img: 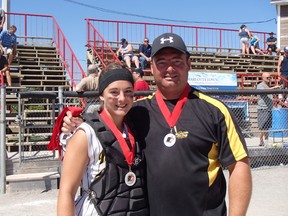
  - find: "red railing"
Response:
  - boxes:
[0,73,3,87]
[6,12,85,86]
[86,19,121,67]
[86,19,271,53]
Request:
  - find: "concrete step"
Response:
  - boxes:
[6,154,60,175]
[6,171,60,193]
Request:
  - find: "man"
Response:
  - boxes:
[0,25,17,65]
[62,33,252,216]
[138,37,152,70]
[0,8,5,33]
[116,38,140,69]
[257,72,281,146]
[132,67,150,100]
[266,32,280,55]
[0,48,10,86]
[76,64,99,92]
[76,64,99,112]
[277,46,288,101]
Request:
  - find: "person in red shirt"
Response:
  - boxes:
[132,67,150,100]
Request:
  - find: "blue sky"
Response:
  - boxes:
[8,0,278,69]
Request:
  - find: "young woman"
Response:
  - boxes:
[57,68,148,216]
[239,24,252,55]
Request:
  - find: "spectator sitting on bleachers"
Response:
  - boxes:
[0,48,10,86]
[116,38,140,69]
[0,25,17,66]
[0,8,5,33]
[138,37,152,70]
[132,67,150,100]
[76,64,99,111]
[250,34,264,55]
[76,64,99,92]
[266,32,280,56]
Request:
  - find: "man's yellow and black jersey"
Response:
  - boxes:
[127,85,249,216]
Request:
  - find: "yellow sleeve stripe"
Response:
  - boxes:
[193,91,248,161]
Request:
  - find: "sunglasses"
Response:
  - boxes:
[264,77,271,79]
[144,40,149,42]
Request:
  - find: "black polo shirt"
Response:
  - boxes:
[128,86,248,216]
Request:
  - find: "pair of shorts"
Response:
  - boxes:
[257,109,272,129]
[267,45,277,52]
[2,47,12,55]
[240,37,249,44]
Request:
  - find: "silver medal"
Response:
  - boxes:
[125,171,136,186]
[164,133,176,147]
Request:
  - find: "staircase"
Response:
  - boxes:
[4,44,73,192]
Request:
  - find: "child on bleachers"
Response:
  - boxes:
[250,34,264,55]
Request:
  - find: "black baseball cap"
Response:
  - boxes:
[132,67,144,76]
[120,38,127,44]
[269,32,274,35]
[151,32,190,57]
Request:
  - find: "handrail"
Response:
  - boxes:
[86,19,121,68]
[51,16,86,87]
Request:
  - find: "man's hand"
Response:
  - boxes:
[61,111,83,134]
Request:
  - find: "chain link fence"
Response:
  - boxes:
[2,88,288,168]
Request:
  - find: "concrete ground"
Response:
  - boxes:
[0,166,287,216]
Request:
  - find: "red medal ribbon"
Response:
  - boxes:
[155,84,190,128]
[100,109,135,166]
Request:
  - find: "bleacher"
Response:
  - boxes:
[91,41,279,90]
[4,43,72,152]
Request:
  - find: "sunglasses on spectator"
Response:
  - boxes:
[264,76,271,79]
[144,40,149,42]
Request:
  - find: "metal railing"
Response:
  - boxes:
[86,19,271,55]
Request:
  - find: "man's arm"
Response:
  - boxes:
[277,56,283,77]
[61,110,84,134]
[75,79,85,92]
[268,39,277,46]
[139,44,145,57]
[227,157,252,216]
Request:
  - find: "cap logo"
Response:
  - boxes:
[160,36,173,44]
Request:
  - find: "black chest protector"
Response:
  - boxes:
[82,112,149,216]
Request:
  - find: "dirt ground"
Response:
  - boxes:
[0,166,287,216]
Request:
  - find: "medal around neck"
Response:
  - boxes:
[125,171,136,186]
[164,133,176,147]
